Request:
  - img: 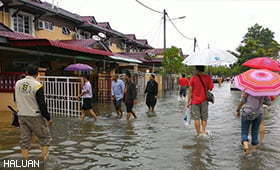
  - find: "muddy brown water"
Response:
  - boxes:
[0,83,279,170]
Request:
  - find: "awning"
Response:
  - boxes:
[109,56,142,64]
[75,56,94,61]
[10,39,113,56]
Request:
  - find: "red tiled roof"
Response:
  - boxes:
[60,39,97,48]
[97,22,111,29]
[125,34,136,40]
[0,31,38,40]
[145,49,165,55]
[137,39,148,45]
[80,16,97,24]
[10,39,113,56]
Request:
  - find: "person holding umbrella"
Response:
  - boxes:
[77,75,97,121]
[235,69,280,154]
[242,57,280,143]
[187,66,214,136]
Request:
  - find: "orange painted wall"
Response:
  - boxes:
[35,27,74,40]
[0,11,11,28]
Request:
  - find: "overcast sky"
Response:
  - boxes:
[44,0,280,54]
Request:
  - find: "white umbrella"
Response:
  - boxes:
[183,49,238,66]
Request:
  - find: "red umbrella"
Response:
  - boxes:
[234,69,280,96]
[242,57,280,71]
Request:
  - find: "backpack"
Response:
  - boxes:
[241,95,264,120]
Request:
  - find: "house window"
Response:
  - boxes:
[44,21,54,30]
[37,20,54,31]
[62,26,71,35]
[79,31,91,39]
[13,14,32,34]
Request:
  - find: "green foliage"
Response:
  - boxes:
[161,46,189,75]
[234,23,280,74]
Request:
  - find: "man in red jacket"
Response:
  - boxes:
[187,66,214,136]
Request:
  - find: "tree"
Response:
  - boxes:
[161,46,187,74]
[234,23,280,74]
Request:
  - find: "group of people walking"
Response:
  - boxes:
[13,64,277,161]
[77,72,160,121]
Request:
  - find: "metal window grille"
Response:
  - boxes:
[38,76,82,118]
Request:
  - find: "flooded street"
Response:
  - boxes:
[1,82,280,170]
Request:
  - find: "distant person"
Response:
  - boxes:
[178,74,189,100]
[78,75,97,121]
[217,76,223,87]
[259,96,275,144]
[187,66,214,136]
[111,74,125,118]
[236,93,271,154]
[145,74,158,113]
[15,65,52,160]
[124,72,137,120]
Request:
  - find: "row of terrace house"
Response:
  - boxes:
[0,0,178,112]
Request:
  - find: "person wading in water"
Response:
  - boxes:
[111,74,125,118]
[15,65,52,160]
[78,75,97,121]
[187,66,214,136]
[124,72,137,120]
[144,74,158,113]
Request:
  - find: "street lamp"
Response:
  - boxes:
[168,16,186,21]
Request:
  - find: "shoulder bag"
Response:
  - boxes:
[197,75,214,104]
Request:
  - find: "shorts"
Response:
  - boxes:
[82,98,93,110]
[191,102,209,121]
[19,116,52,150]
[180,87,187,97]
[125,101,134,113]
[113,98,123,110]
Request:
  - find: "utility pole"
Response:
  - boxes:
[193,37,197,52]
[163,9,167,50]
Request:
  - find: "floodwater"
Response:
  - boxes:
[0,83,280,170]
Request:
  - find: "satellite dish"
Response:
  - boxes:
[147,52,155,57]
[92,35,101,41]
[0,1,4,7]
[98,32,106,39]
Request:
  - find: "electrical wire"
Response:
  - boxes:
[143,18,163,38]
[166,14,194,41]
[135,0,163,14]
[150,19,163,45]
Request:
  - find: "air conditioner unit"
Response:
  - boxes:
[37,20,44,30]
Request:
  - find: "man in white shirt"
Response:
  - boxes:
[15,65,52,160]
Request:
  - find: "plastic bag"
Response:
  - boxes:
[183,108,192,126]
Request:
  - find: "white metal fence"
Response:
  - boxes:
[38,76,82,117]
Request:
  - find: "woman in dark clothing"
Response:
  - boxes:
[124,72,137,120]
[145,74,158,112]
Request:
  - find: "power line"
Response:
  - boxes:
[166,14,194,41]
[135,0,163,14]
[143,18,163,38]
